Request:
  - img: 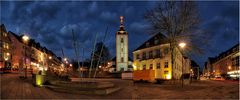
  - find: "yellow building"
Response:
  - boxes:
[132,33,185,80]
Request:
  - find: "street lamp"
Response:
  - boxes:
[228,66,231,70]
[6,52,10,56]
[22,35,29,79]
[64,58,67,62]
[179,42,186,87]
[22,35,29,42]
[179,42,186,48]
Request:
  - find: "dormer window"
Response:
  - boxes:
[146,42,150,47]
[154,37,159,44]
[149,51,153,59]
[3,33,7,37]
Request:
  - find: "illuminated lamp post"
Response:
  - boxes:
[64,58,67,62]
[228,66,231,71]
[48,56,52,71]
[22,35,29,78]
[179,42,186,88]
[6,53,10,71]
[63,57,68,73]
[4,54,9,69]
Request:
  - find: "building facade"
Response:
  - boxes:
[9,32,25,69]
[116,16,128,72]
[7,26,63,75]
[184,57,191,74]
[0,24,12,68]
[132,33,188,80]
[190,60,200,79]
[211,44,239,78]
[107,57,133,73]
[203,57,214,78]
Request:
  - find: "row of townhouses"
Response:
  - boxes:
[0,24,63,74]
[203,43,239,79]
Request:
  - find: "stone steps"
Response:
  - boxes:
[50,81,115,89]
[45,85,121,95]
[45,80,121,95]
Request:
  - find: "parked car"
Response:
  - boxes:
[0,68,3,74]
[214,76,224,80]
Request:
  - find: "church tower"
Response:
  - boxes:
[116,16,128,72]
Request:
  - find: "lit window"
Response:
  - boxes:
[164,61,168,68]
[164,70,168,74]
[143,65,146,70]
[3,42,9,49]
[4,33,7,37]
[157,63,160,69]
[150,64,153,69]
[6,43,9,49]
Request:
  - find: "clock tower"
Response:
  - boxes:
[116,16,128,72]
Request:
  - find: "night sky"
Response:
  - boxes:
[1,1,239,68]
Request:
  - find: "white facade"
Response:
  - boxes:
[116,16,128,72]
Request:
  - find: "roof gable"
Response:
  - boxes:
[134,33,168,51]
[0,24,7,32]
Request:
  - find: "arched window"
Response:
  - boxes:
[121,57,124,62]
[121,38,124,43]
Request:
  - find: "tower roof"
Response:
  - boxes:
[117,16,127,34]
[119,16,125,31]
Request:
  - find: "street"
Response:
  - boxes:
[1,73,239,99]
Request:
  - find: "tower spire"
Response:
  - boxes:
[120,16,124,26]
[119,16,125,31]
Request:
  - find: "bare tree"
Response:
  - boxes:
[145,1,206,79]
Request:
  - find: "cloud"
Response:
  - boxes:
[89,2,98,13]
[129,21,150,35]
[60,22,93,43]
[100,11,118,25]
[1,1,239,67]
